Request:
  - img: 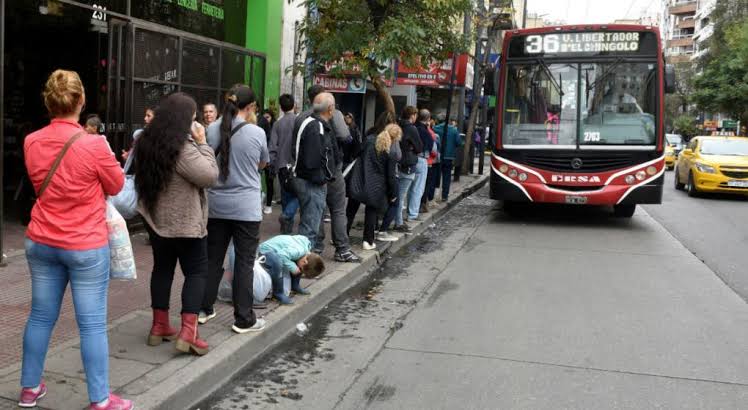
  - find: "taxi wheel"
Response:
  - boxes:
[613,204,636,218]
[673,167,685,191]
[686,172,700,197]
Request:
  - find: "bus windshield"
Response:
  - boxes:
[502,61,658,147]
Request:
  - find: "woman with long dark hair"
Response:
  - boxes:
[199,84,269,334]
[134,92,219,356]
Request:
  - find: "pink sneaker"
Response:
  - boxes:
[89,393,133,410]
[18,382,47,408]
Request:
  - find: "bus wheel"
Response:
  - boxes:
[674,167,685,190]
[613,204,636,218]
[686,172,700,197]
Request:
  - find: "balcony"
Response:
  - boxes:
[668,54,692,64]
[678,19,695,29]
[667,37,694,48]
[669,1,697,15]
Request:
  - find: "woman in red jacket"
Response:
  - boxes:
[20,70,131,410]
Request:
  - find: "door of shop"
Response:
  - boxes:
[106,18,132,157]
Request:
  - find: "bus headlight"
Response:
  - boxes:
[518,173,528,182]
[625,175,636,184]
[646,166,657,176]
[508,169,518,178]
[499,165,509,173]
[635,170,647,181]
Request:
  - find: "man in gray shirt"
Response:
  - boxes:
[293,85,361,263]
[269,94,298,234]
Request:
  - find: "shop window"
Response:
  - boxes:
[221,49,251,89]
[134,29,179,82]
[251,56,266,107]
[182,40,220,88]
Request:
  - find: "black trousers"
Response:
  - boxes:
[265,169,275,207]
[146,226,208,315]
[202,218,261,328]
[346,198,380,244]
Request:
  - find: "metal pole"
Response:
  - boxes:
[522,0,528,29]
[441,53,459,160]
[0,0,5,265]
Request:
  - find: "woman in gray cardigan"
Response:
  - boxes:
[134,92,219,356]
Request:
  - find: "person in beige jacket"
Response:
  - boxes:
[133,92,219,356]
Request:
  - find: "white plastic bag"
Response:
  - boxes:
[106,201,137,280]
[221,243,273,303]
[110,175,139,219]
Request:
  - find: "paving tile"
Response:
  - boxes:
[45,347,154,388]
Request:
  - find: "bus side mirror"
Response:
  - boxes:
[664,65,676,94]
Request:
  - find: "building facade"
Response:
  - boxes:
[0,0,275,257]
[691,0,716,61]
[660,0,697,63]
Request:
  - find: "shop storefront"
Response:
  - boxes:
[0,0,266,257]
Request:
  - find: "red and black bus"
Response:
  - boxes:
[491,25,675,217]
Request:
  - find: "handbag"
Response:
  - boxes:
[110,151,138,219]
[106,201,137,280]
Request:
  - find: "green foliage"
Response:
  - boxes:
[673,115,698,139]
[692,18,748,125]
[295,0,472,81]
[702,0,748,66]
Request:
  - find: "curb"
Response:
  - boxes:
[133,175,489,410]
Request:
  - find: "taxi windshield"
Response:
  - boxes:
[700,140,748,156]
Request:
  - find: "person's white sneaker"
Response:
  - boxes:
[197,310,216,324]
[376,232,399,242]
[362,241,377,250]
[263,206,273,214]
[232,319,267,334]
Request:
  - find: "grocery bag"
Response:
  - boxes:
[106,201,137,280]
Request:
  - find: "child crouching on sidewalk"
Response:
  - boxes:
[258,235,325,304]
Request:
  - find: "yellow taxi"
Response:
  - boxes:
[674,136,748,196]
[664,134,683,170]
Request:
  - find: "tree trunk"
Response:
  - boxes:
[462,50,491,175]
[372,75,396,116]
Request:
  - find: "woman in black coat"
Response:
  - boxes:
[345,124,402,250]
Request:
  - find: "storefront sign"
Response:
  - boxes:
[132,0,244,46]
[313,75,366,94]
[396,54,468,87]
[721,120,738,129]
[703,120,718,129]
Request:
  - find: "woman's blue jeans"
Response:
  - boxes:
[21,239,110,403]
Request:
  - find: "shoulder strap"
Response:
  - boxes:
[292,117,321,174]
[230,122,251,138]
[37,131,85,198]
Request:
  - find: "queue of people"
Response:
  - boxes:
[17,69,465,409]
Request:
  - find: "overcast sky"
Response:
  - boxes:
[525,0,660,24]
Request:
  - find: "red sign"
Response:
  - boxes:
[396,54,469,87]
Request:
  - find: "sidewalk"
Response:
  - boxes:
[0,170,488,410]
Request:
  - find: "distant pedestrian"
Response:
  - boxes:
[84,114,102,135]
[257,235,326,305]
[394,106,423,231]
[346,124,402,249]
[258,109,276,214]
[269,94,299,234]
[342,112,363,169]
[293,91,337,249]
[122,106,155,162]
[424,116,440,205]
[202,102,218,127]
[414,109,435,213]
[294,87,361,263]
[21,69,131,409]
[200,85,269,335]
[433,114,464,201]
[135,93,219,358]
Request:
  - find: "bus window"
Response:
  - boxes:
[502,64,578,147]
[580,62,657,145]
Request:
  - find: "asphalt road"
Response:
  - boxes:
[644,171,748,302]
[197,186,748,410]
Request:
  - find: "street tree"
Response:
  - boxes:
[692,18,748,127]
[673,115,698,140]
[294,0,472,114]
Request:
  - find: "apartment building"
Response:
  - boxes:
[660,0,697,63]
[692,0,716,60]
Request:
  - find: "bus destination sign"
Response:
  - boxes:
[523,32,641,55]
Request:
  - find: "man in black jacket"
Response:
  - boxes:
[394,106,423,231]
[294,92,338,247]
